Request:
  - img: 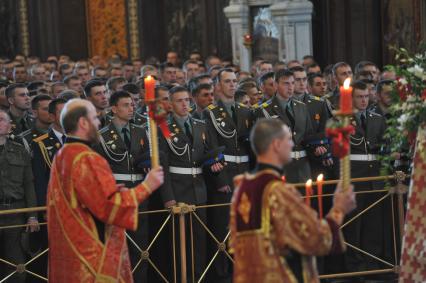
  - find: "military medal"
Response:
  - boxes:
[315,114,320,120]
[202,132,206,142]
[173,137,178,142]
[140,139,144,146]
[111,144,116,150]
[221,112,227,118]
[221,121,226,127]
[174,128,180,134]
[55,143,61,148]
[112,134,118,140]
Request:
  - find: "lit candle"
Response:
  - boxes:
[317,174,324,219]
[339,78,352,114]
[305,179,312,207]
[144,75,155,101]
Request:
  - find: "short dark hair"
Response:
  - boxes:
[182,60,199,71]
[48,98,66,114]
[60,101,89,134]
[106,76,126,91]
[352,80,368,91]
[376,79,394,93]
[169,85,189,99]
[84,79,105,97]
[155,85,169,98]
[5,83,27,99]
[63,74,80,85]
[159,62,175,73]
[259,71,275,85]
[234,89,248,103]
[308,73,324,86]
[289,66,305,73]
[122,83,140,95]
[354,61,377,75]
[31,94,52,110]
[58,90,80,101]
[109,90,132,106]
[274,69,293,83]
[250,118,287,155]
[192,83,212,96]
[332,62,351,76]
[27,81,45,96]
[216,68,235,83]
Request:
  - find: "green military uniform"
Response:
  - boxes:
[94,121,149,283]
[343,110,389,272]
[324,88,340,111]
[8,111,34,138]
[255,95,313,183]
[203,99,254,281]
[0,139,37,283]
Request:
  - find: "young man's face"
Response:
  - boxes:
[352,88,369,111]
[9,87,31,111]
[88,85,109,111]
[309,76,327,97]
[219,71,237,99]
[171,91,191,117]
[112,97,134,122]
[276,76,295,100]
[194,88,214,110]
[293,71,308,95]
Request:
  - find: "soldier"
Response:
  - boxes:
[324,62,353,110]
[237,81,263,107]
[63,75,83,95]
[182,59,200,81]
[5,83,34,137]
[190,83,214,119]
[84,79,110,128]
[122,82,147,125]
[13,64,28,83]
[344,80,388,274]
[94,91,149,283]
[19,94,52,154]
[291,66,333,176]
[0,110,39,283]
[255,69,314,183]
[204,68,254,281]
[258,71,276,101]
[162,86,225,280]
[308,73,328,97]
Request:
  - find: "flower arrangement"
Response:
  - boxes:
[381,46,426,173]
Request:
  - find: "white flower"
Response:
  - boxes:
[407,64,425,79]
[399,78,408,85]
[398,114,410,130]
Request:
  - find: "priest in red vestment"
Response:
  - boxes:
[47,99,164,283]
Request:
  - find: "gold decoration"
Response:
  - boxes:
[238,192,251,224]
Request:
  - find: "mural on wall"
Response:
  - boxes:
[86,0,128,59]
[0,0,19,58]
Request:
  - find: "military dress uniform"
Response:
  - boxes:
[94,121,149,283]
[324,88,340,111]
[203,99,254,280]
[255,95,313,183]
[343,110,389,272]
[0,139,37,283]
[162,115,224,280]
[17,127,47,155]
[8,111,34,138]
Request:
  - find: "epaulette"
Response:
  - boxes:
[292,99,306,105]
[368,111,382,117]
[99,126,110,134]
[252,103,260,109]
[189,106,194,112]
[33,133,48,143]
[207,104,216,110]
[192,118,205,124]
[19,129,31,138]
[238,102,248,108]
[130,123,144,128]
[312,96,321,101]
[261,101,271,108]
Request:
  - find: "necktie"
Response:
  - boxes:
[184,121,193,142]
[61,135,66,144]
[231,105,238,126]
[360,114,367,132]
[122,128,131,150]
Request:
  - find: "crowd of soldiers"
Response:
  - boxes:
[0,51,405,282]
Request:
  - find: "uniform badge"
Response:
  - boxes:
[221,121,226,127]
[315,114,320,120]
[55,143,61,148]
[174,128,180,134]
[202,132,206,142]
[221,112,227,118]
[111,144,116,150]
[140,139,144,146]
[173,137,178,142]
[112,134,118,140]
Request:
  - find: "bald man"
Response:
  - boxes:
[46,99,164,282]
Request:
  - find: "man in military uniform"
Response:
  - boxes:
[18,94,52,154]
[122,82,147,125]
[204,68,254,281]
[162,86,225,280]
[0,110,39,283]
[94,91,149,283]
[84,79,110,128]
[324,62,353,110]
[190,83,214,120]
[344,81,388,274]
[5,83,34,137]
[258,71,276,102]
[255,69,314,183]
[230,118,356,283]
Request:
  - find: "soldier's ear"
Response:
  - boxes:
[7,96,14,105]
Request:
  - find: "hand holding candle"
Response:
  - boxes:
[339,78,352,114]
[317,174,324,219]
[305,179,313,207]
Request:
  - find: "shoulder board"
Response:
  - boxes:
[9,140,25,148]
[99,126,110,134]
[252,103,260,109]
[33,133,48,143]
[130,123,144,128]
[323,93,332,99]
[238,102,248,108]
[261,101,271,108]
[19,129,31,138]
[312,96,321,101]
[292,99,306,105]
[369,111,382,117]
[207,104,216,110]
[189,106,194,112]
[192,118,205,124]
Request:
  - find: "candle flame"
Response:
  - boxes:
[306,179,312,187]
[146,75,152,81]
[343,78,351,89]
[317,174,324,182]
